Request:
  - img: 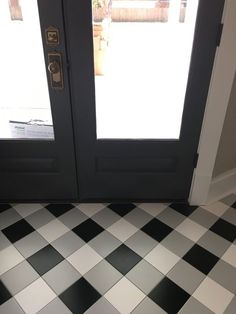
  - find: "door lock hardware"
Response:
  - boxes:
[47,52,64,89]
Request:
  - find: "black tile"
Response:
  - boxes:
[0,204,12,214]
[59,278,101,314]
[0,280,12,306]
[183,244,219,275]
[108,203,136,216]
[231,202,236,209]
[2,219,35,243]
[141,218,172,242]
[210,218,236,242]
[149,277,190,313]
[45,204,74,217]
[169,203,198,216]
[27,245,64,276]
[105,244,142,275]
[72,219,104,242]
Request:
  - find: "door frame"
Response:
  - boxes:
[189,0,236,205]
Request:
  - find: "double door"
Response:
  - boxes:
[0,0,225,201]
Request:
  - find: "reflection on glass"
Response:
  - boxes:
[0,0,54,139]
[93,0,199,139]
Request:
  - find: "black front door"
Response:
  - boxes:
[0,0,78,201]
[65,0,225,201]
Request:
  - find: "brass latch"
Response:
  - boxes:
[47,52,64,90]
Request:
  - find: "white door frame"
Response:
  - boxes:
[189,0,236,205]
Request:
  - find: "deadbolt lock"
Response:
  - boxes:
[47,52,64,89]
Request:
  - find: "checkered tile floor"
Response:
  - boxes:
[0,196,236,313]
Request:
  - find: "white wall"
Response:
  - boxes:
[213,73,236,177]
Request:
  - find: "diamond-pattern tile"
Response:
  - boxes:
[183,244,219,275]
[45,204,74,217]
[91,207,121,229]
[27,245,64,276]
[107,218,138,242]
[15,278,56,313]
[51,231,85,258]
[145,244,180,274]
[104,277,145,314]
[167,259,205,294]
[0,208,21,230]
[208,260,236,294]
[89,230,122,257]
[2,219,35,243]
[108,203,136,216]
[193,277,234,314]
[141,218,173,242]
[84,260,122,294]
[67,245,102,275]
[0,246,24,276]
[0,200,235,314]
[125,230,157,257]
[169,203,197,216]
[1,260,39,295]
[59,278,101,314]
[210,218,236,242]
[106,244,142,275]
[14,231,48,258]
[197,230,231,258]
[157,206,186,228]
[43,260,81,294]
[126,260,164,294]
[148,277,190,313]
[73,219,104,242]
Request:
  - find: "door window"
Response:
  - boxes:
[92,0,199,139]
[0,0,54,139]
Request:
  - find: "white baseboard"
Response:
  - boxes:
[206,167,236,204]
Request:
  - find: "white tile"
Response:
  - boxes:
[107,218,138,242]
[144,244,180,274]
[38,219,69,243]
[76,203,105,217]
[138,203,168,217]
[0,246,24,276]
[222,244,236,267]
[193,277,234,314]
[175,218,207,242]
[67,244,102,275]
[13,204,43,218]
[15,278,56,314]
[104,277,145,314]
[201,202,229,217]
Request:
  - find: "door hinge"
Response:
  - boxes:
[193,153,199,169]
[216,23,224,47]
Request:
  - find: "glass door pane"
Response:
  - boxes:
[0,0,54,139]
[92,0,199,139]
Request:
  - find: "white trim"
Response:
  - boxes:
[206,168,236,204]
[189,0,236,205]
